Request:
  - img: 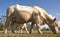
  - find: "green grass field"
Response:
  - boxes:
[0,30,60,37]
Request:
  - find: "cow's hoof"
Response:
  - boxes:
[3,31,7,34]
[3,32,7,34]
[12,31,17,34]
[29,31,32,34]
[38,32,43,34]
[26,31,29,34]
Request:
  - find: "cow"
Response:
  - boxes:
[4,4,59,34]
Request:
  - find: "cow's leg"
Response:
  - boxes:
[29,22,34,33]
[10,22,17,33]
[14,23,19,33]
[36,24,42,34]
[4,18,10,33]
[20,24,24,33]
[23,23,29,33]
[35,14,42,34]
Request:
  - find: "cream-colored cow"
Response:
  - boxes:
[4,4,59,34]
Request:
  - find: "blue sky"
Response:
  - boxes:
[0,0,60,20]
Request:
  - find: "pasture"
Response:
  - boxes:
[0,30,60,37]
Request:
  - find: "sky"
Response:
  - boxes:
[0,0,60,20]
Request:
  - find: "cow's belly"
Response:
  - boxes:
[14,19,31,24]
[14,12,32,24]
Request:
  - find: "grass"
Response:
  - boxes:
[0,30,60,37]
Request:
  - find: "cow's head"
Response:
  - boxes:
[48,18,59,34]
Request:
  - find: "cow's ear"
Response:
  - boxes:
[53,18,56,22]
